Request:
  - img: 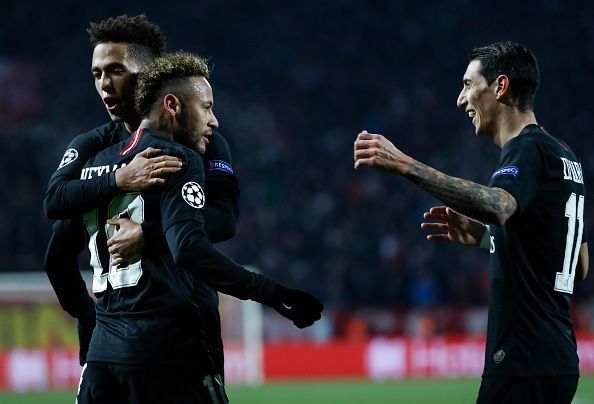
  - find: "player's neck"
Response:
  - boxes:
[138,118,174,141]
[123,119,141,135]
[493,110,537,148]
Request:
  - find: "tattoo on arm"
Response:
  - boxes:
[405,159,517,225]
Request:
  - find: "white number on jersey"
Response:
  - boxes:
[554,193,584,294]
[84,194,145,292]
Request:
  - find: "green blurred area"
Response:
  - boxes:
[1,376,593,404]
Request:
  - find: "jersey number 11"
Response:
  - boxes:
[555,192,584,294]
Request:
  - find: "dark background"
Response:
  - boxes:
[1,0,592,315]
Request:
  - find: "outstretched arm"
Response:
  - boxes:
[354,131,517,225]
[167,220,323,329]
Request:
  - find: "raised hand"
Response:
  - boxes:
[115,147,182,191]
[421,206,487,246]
[353,130,411,173]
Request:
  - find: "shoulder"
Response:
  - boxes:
[526,126,580,160]
[69,121,126,148]
[137,132,205,169]
[210,131,229,148]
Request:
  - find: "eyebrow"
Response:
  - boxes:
[91,62,126,72]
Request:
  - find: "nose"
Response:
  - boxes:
[99,73,113,93]
[456,88,466,109]
[209,112,219,129]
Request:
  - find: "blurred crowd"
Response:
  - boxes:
[1,1,593,318]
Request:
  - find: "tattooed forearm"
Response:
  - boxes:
[405,159,517,225]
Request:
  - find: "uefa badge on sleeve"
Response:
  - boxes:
[182,182,205,208]
[58,148,78,169]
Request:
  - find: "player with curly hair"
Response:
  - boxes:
[43,14,240,384]
[74,51,323,403]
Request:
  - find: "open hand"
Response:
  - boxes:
[115,147,182,191]
[421,206,487,246]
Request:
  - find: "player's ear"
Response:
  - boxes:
[163,94,181,118]
[494,75,510,101]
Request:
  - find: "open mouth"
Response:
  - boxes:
[103,97,120,111]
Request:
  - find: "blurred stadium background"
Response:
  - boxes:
[1,0,593,402]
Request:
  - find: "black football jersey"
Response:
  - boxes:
[81,129,211,365]
[81,128,275,367]
[44,121,130,218]
[485,124,586,376]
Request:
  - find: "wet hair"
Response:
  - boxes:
[87,14,166,64]
[469,41,539,112]
[135,51,210,117]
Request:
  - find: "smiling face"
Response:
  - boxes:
[91,42,142,126]
[456,60,500,137]
[174,76,219,154]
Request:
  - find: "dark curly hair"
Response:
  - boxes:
[135,52,210,117]
[87,14,166,63]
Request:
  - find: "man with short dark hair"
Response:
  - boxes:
[354,41,588,404]
[43,14,240,371]
[75,51,323,403]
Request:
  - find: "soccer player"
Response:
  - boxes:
[354,41,588,404]
[74,51,323,403]
[43,14,240,368]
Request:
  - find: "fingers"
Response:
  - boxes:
[137,147,162,158]
[353,139,378,150]
[147,155,182,166]
[423,212,448,222]
[148,178,167,186]
[106,218,124,226]
[150,166,182,177]
[426,234,451,241]
[111,255,126,267]
[354,157,375,169]
[421,223,448,230]
[356,130,378,141]
[429,206,448,214]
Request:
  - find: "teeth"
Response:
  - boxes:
[468,111,475,118]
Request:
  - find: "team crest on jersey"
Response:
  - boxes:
[493,349,506,364]
[492,166,519,178]
[182,182,205,209]
[57,148,78,169]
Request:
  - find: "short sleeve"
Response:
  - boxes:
[161,150,207,232]
[488,138,543,215]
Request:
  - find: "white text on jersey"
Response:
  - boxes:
[560,158,584,184]
[80,163,127,180]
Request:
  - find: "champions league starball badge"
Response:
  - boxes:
[181,182,205,208]
[58,148,79,169]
